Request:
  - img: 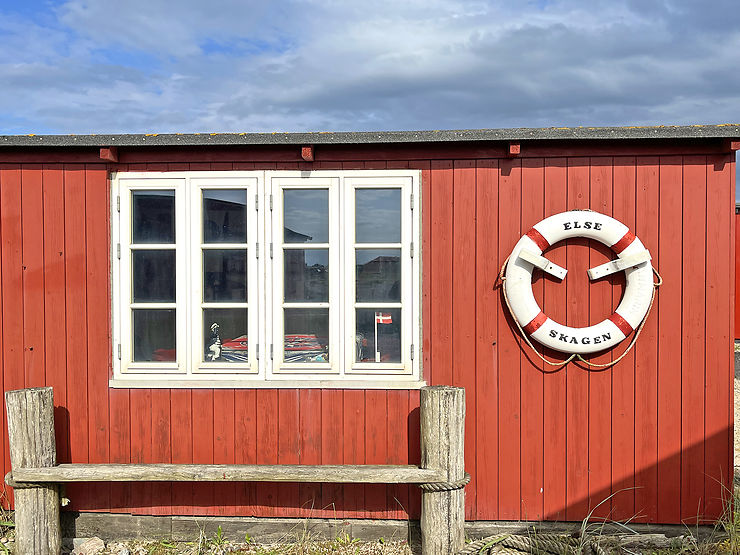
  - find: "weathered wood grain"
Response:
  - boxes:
[12,463,444,484]
[420,386,466,555]
[5,387,61,554]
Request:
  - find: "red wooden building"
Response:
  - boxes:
[0,125,737,526]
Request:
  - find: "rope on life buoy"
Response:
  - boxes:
[499,256,662,370]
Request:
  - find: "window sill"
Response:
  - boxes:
[109,377,427,390]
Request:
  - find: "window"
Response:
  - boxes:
[111,171,421,388]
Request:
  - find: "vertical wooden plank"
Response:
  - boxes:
[129,389,152,515]
[234,389,257,515]
[0,168,4,505]
[364,390,388,518]
[587,157,613,519]
[474,159,499,520]
[704,155,732,519]
[277,390,300,516]
[0,164,22,509]
[320,390,343,518]
[213,389,235,516]
[342,390,365,517]
[299,390,322,516]
[656,156,683,523]
[542,159,568,521]
[61,164,88,510]
[681,156,707,523]
[255,390,278,517]
[451,160,477,519]
[191,389,214,515]
[497,157,522,520]
[150,389,172,516]
[430,160,454,386]
[565,158,590,520]
[408,388,422,520]
[520,158,545,521]
[42,165,68,464]
[421,162,432,387]
[170,389,192,515]
[631,157,659,522]
[108,388,131,513]
[386,390,410,519]
[21,165,45,387]
[611,157,637,521]
[85,165,110,512]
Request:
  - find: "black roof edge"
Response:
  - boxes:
[1,125,739,148]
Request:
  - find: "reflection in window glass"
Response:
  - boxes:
[132,250,176,302]
[355,189,401,243]
[283,189,328,243]
[203,189,247,243]
[203,308,247,363]
[132,190,175,244]
[355,308,401,363]
[284,308,329,363]
[133,309,176,362]
[284,250,328,302]
[203,250,247,302]
[356,249,400,302]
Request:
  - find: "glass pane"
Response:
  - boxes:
[132,190,175,244]
[132,250,176,302]
[133,309,176,362]
[283,189,328,243]
[203,189,247,243]
[284,249,328,302]
[203,250,247,302]
[355,308,401,363]
[355,189,401,243]
[356,249,401,302]
[284,308,329,363]
[203,308,248,363]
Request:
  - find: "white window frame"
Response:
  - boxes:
[110,170,422,389]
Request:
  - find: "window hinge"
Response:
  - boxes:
[255,194,259,211]
[116,195,120,213]
[410,193,414,211]
[116,243,121,259]
[410,242,414,258]
[118,344,122,360]
[256,344,259,360]
[269,243,273,259]
[256,243,259,259]
[270,344,274,360]
[269,194,273,211]
[410,344,414,360]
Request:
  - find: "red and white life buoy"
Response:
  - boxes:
[504,210,654,354]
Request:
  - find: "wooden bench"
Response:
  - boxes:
[5,385,467,555]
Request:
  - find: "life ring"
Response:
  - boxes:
[504,210,654,355]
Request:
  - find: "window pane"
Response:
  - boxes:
[356,249,401,302]
[203,308,248,363]
[133,309,176,362]
[132,190,175,244]
[355,188,401,243]
[355,308,401,363]
[284,249,328,302]
[204,250,247,302]
[284,308,329,363]
[283,189,328,243]
[203,189,247,243]
[132,250,176,302]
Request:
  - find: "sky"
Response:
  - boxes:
[1,0,739,135]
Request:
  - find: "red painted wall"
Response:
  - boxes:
[0,145,734,524]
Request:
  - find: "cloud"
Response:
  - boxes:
[0,0,738,134]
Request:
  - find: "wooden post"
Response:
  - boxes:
[5,387,61,554]
[420,385,466,554]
